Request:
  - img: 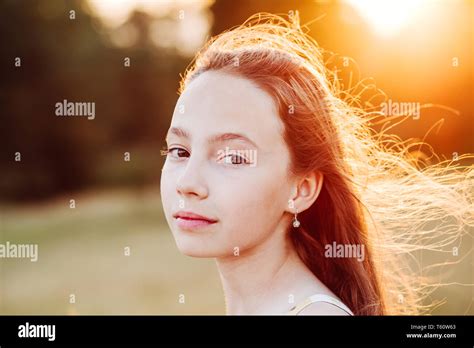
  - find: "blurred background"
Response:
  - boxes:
[0,0,472,314]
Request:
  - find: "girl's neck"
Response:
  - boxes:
[215,228,328,314]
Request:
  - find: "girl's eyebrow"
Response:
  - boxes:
[166,126,259,149]
[166,126,190,141]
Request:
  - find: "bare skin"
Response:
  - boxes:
[161,70,348,315]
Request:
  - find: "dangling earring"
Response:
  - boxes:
[288,198,300,228]
[292,208,300,228]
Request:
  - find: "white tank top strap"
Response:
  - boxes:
[287,294,354,316]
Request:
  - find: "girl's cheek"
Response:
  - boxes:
[162,159,179,173]
[160,175,176,212]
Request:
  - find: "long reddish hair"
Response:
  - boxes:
[178,13,474,315]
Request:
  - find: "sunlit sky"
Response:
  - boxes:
[84,0,464,58]
[345,0,428,37]
[86,0,213,55]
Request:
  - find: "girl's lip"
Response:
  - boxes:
[173,211,217,222]
[175,217,217,230]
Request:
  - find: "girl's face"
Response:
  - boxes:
[160,70,294,258]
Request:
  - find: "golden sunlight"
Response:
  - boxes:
[346,0,426,37]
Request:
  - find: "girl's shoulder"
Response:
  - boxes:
[287,294,354,316]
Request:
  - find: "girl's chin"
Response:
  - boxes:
[175,242,232,258]
[175,242,218,258]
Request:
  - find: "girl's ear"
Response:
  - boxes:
[286,171,324,214]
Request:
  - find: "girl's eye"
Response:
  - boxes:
[166,147,190,159]
[163,147,251,165]
[223,154,250,165]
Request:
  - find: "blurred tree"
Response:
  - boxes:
[0,0,188,202]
